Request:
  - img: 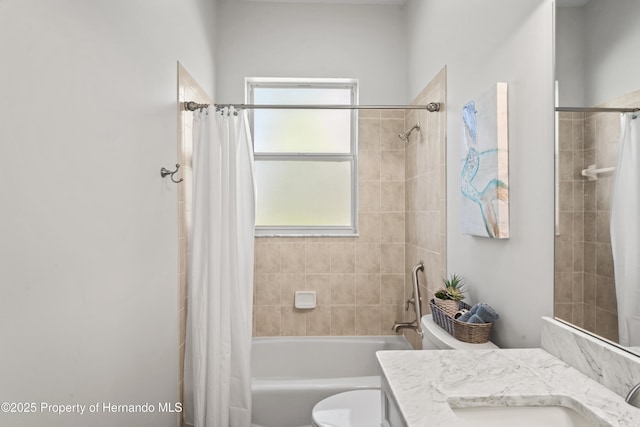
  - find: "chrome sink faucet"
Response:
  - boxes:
[626,383,640,408]
[392,261,424,337]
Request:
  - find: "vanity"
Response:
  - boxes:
[377,318,640,427]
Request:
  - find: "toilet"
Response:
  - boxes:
[310,314,498,427]
[311,389,380,427]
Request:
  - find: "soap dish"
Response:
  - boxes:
[294,291,316,309]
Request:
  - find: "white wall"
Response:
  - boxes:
[0,1,215,426]
[556,6,585,106]
[583,0,640,106]
[405,0,555,348]
[215,0,406,104]
[556,0,640,107]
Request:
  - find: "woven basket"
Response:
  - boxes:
[433,298,459,317]
[429,299,494,344]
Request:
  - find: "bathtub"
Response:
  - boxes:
[251,335,412,427]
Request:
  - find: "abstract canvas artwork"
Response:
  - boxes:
[461,82,509,238]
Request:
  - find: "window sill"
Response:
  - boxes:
[255,233,359,238]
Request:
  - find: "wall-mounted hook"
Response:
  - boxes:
[160,164,183,184]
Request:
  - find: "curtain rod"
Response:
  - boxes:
[556,106,639,113]
[184,101,441,112]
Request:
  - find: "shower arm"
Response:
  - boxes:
[406,123,420,135]
[398,122,421,141]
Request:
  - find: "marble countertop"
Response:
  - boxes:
[377,349,640,427]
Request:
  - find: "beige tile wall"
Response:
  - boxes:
[403,67,448,349]
[253,109,407,337]
[583,108,618,341]
[252,69,448,348]
[555,88,640,343]
[555,111,587,328]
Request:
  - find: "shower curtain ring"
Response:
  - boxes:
[160,164,183,184]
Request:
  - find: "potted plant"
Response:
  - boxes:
[433,274,466,317]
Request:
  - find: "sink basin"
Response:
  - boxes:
[453,405,596,427]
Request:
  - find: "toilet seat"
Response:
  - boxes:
[311,389,380,427]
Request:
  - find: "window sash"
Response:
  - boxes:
[254,155,356,235]
[247,78,359,236]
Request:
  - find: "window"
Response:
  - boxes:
[247,78,358,236]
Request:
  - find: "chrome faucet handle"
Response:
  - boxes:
[626,383,640,408]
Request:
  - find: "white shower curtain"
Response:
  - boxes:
[611,112,640,347]
[184,107,256,427]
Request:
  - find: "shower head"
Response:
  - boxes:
[398,122,421,142]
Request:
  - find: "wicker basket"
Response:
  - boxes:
[433,298,459,317]
[429,299,494,344]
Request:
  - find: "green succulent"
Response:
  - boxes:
[442,274,466,291]
[434,274,466,301]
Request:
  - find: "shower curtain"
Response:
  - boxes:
[611,113,640,347]
[184,107,256,427]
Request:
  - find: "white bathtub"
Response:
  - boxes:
[251,335,412,427]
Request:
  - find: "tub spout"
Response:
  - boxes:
[392,320,423,337]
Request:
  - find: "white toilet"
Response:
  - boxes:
[310,314,498,427]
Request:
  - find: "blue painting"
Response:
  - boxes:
[461,83,509,238]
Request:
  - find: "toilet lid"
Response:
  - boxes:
[312,390,380,427]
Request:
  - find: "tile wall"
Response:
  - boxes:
[555,88,640,343]
[555,111,588,329]
[252,68,448,347]
[403,67,447,349]
[252,109,407,337]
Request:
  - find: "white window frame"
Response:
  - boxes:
[246,77,359,236]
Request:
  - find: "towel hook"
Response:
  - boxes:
[160,164,183,184]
